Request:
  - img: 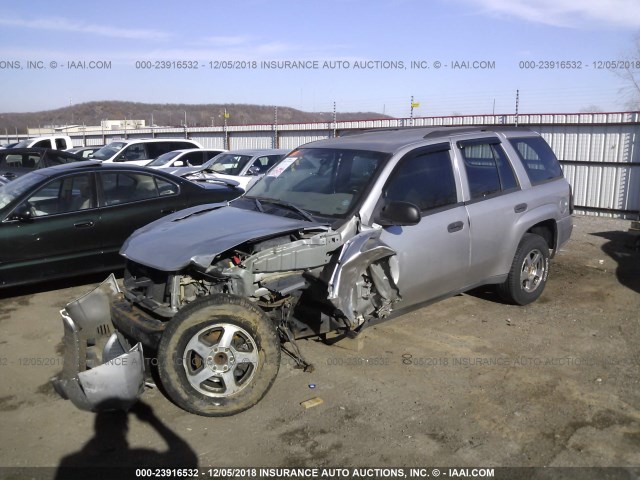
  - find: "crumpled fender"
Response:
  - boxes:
[51,274,145,411]
[327,229,400,328]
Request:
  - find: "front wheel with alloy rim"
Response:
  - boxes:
[157,294,280,416]
[498,233,550,305]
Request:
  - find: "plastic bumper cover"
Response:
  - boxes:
[51,274,145,411]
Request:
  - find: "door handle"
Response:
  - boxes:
[447,221,464,233]
[514,203,528,213]
[74,221,95,228]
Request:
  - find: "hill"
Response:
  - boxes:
[0,101,392,133]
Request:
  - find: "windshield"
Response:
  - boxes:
[91,142,126,160]
[0,172,44,210]
[147,151,181,167]
[206,154,252,175]
[246,148,388,218]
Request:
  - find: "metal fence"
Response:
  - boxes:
[28,111,640,219]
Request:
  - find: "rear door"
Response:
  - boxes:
[96,170,188,268]
[454,136,528,283]
[375,144,471,306]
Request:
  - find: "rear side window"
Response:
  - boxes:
[250,155,282,174]
[184,151,205,166]
[100,172,177,205]
[508,136,563,185]
[459,141,518,199]
[384,149,458,212]
[32,139,50,148]
[146,142,192,159]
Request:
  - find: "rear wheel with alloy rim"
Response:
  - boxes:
[498,233,550,305]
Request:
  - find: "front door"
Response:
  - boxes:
[375,145,471,307]
[0,172,102,285]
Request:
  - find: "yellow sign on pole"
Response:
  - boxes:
[411,102,420,108]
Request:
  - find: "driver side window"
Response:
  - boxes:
[22,173,95,217]
[384,148,458,212]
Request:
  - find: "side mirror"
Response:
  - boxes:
[11,203,33,222]
[247,165,261,176]
[376,200,421,227]
[116,154,126,162]
[173,160,185,167]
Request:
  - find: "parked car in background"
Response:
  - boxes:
[0,148,84,182]
[184,148,288,189]
[0,161,243,288]
[146,148,226,175]
[12,135,73,150]
[66,145,105,158]
[91,138,203,166]
[53,127,573,415]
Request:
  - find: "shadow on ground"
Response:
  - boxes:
[55,401,197,479]
[592,230,640,295]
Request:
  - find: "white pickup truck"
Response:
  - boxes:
[12,135,73,150]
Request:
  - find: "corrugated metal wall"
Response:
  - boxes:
[60,112,640,218]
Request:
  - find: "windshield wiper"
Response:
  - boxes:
[252,197,264,213]
[251,197,315,222]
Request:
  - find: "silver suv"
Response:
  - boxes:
[53,127,573,416]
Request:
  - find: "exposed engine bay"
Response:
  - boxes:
[121,225,401,344]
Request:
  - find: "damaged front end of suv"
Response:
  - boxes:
[53,146,403,416]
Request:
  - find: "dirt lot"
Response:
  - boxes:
[0,215,638,473]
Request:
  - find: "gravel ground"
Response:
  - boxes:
[0,214,638,474]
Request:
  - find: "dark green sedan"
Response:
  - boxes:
[0,161,243,288]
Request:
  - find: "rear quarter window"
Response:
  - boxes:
[508,136,563,185]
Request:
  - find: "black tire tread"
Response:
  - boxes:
[498,233,550,306]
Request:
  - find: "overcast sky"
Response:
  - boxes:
[0,0,638,117]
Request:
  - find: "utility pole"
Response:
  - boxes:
[410,96,420,126]
[410,96,414,126]
[184,111,188,138]
[223,108,229,149]
[515,90,520,127]
[333,101,337,138]
[273,106,278,148]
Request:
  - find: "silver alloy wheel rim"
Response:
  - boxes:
[520,248,545,293]
[183,323,259,398]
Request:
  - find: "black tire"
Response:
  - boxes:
[497,233,550,306]
[157,294,280,416]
